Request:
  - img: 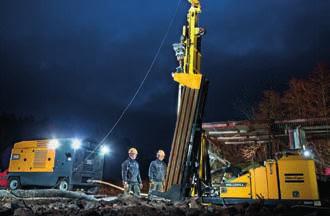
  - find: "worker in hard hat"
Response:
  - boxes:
[121,147,143,196]
[148,150,167,195]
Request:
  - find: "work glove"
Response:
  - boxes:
[149,180,154,189]
[123,181,128,189]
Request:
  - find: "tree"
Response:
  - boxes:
[282,79,312,119]
[256,90,283,120]
[307,63,330,118]
[240,143,266,162]
[256,63,330,120]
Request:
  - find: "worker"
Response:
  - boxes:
[148,150,167,195]
[121,147,143,196]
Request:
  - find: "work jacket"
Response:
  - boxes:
[148,159,167,182]
[121,158,142,184]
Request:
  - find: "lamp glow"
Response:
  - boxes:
[72,139,82,150]
[48,139,60,149]
[303,149,311,157]
[100,145,110,155]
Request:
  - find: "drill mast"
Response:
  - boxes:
[164,0,210,199]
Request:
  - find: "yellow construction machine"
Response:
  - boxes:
[154,0,321,206]
[207,152,320,205]
[7,139,106,192]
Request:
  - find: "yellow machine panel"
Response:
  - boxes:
[251,166,269,199]
[278,155,319,200]
[173,73,202,89]
[9,140,56,173]
[250,161,279,200]
[265,160,279,199]
[220,174,251,198]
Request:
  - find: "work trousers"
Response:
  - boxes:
[149,181,164,194]
[125,183,141,196]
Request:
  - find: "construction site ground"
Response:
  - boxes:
[1,188,330,216]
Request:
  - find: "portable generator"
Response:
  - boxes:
[7,138,106,192]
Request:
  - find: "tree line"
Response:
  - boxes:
[256,63,330,120]
[239,63,330,171]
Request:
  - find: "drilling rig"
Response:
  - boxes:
[161,0,211,200]
[156,0,321,206]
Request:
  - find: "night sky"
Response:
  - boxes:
[1,0,330,179]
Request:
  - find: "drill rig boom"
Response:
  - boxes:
[172,0,204,90]
[161,0,210,200]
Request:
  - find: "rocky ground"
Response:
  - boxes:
[0,189,329,216]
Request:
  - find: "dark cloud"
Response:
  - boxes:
[1,0,329,178]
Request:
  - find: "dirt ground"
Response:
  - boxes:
[1,190,330,216]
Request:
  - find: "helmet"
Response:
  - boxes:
[157,150,165,157]
[128,148,138,154]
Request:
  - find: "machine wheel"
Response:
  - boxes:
[8,177,21,190]
[57,178,70,191]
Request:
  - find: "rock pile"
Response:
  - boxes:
[0,190,329,216]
